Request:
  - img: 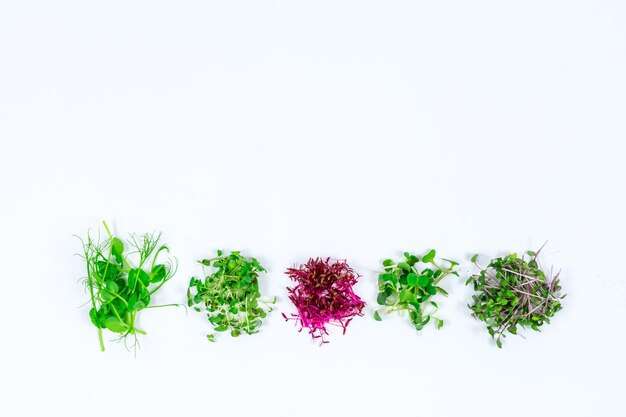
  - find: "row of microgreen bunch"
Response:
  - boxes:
[79,223,564,351]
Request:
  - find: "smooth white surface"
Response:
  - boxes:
[1,1,625,416]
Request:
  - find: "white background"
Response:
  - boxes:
[1,1,625,416]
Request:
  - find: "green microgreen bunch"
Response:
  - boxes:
[467,247,564,348]
[374,250,459,332]
[188,250,275,342]
[78,221,178,352]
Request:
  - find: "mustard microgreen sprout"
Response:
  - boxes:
[187,250,275,341]
[78,221,178,352]
[284,258,365,344]
[467,246,565,348]
[374,250,458,332]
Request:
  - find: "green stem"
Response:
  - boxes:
[385,306,409,314]
[97,328,105,352]
[142,303,180,309]
[102,220,113,239]
[85,244,105,352]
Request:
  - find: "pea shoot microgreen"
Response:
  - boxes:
[284,257,365,344]
[374,250,458,332]
[78,221,178,353]
[467,245,564,348]
[187,250,275,341]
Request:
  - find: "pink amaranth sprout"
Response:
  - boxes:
[283,257,365,344]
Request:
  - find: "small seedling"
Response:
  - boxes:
[467,245,564,348]
[188,250,275,341]
[78,221,178,352]
[284,258,365,344]
[374,250,458,332]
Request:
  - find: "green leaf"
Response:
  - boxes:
[111,237,124,261]
[374,311,382,321]
[128,294,137,311]
[422,249,436,263]
[139,288,150,305]
[398,262,410,271]
[399,289,414,303]
[137,269,150,286]
[471,254,479,263]
[409,310,420,323]
[435,286,448,296]
[407,273,418,287]
[405,254,419,266]
[105,280,119,294]
[89,308,102,328]
[378,273,393,283]
[150,264,167,283]
[377,291,388,305]
[417,275,429,287]
[442,258,459,267]
[100,289,114,302]
[128,269,138,289]
[104,316,126,333]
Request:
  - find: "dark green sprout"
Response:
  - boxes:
[78,221,178,353]
[374,250,459,332]
[188,250,275,341]
[467,246,564,348]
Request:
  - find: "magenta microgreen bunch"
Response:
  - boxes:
[283,257,365,344]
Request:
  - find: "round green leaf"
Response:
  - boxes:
[104,316,127,333]
[376,291,388,305]
[417,275,429,287]
[137,269,150,286]
[111,237,124,256]
[105,280,119,293]
[150,264,167,283]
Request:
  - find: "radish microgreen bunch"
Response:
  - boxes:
[78,221,178,352]
[284,258,365,344]
[374,250,458,332]
[467,247,564,348]
[188,250,275,342]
